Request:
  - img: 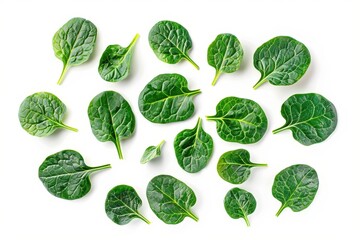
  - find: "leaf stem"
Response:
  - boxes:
[137,212,151,224]
[115,137,123,160]
[275,204,287,217]
[187,210,199,222]
[272,126,288,134]
[189,89,201,96]
[253,163,268,167]
[91,164,112,172]
[205,116,216,121]
[57,64,69,85]
[253,78,267,90]
[211,70,222,86]
[157,140,165,148]
[183,54,200,70]
[59,123,78,132]
[129,33,140,48]
[243,214,250,227]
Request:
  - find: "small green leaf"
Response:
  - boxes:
[146,175,198,224]
[88,91,136,159]
[206,97,268,144]
[141,140,165,164]
[224,188,256,226]
[105,185,150,225]
[53,17,97,85]
[148,20,199,69]
[174,118,214,173]
[39,150,111,200]
[272,164,319,216]
[217,149,267,184]
[253,36,311,89]
[207,33,244,86]
[273,93,337,145]
[18,92,77,137]
[98,33,139,82]
[138,73,201,123]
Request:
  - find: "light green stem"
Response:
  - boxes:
[57,64,69,85]
[187,210,199,222]
[272,126,289,134]
[115,137,123,160]
[157,140,165,148]
[137,212,151,224]
[91,164,112,172]
[253,163,268,167]
[253,78,267,90]
[243,214,250,227]
[211,70,222,86]
[59,122,78,132]
[183,54,200,70]
[276,204,287,217]
[129,33,140,48]
[189,89,201,96]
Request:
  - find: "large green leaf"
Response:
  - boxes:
[88,91,136,159]
[273,93,337,145]
[148,20,199,69]
[146,175,198,224]
[18,92,77,137]
[206,97,268,144]
[138,73,200,123]
[39,150,111,200]
[53,17,97,85]
[272,164,319,216]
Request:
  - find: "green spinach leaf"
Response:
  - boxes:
[53,17,97,85]
[273,93,337,145]
[272,164,319,216]
[138,73,200,123]
[98,34,139,82]
[141,140,165,164]
[217,149,267,184]
[148,20,199,69]
[174,118,213,173]
[207,33,244,86]
[253,36,311,89]
[105,185,150,225]
[18,92,78,136]
[224,188,256,226]
[146,175,198,224]
[88,91,135,159]
[206,97,268,144]
[39,150,111,200]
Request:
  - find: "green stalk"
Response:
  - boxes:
[272,126,288,134]
[253,163,268,167]
[57,64,69,85]
[59,123,78,132]
[183,54,200,70]
[189,89,201,96]
[115,137,123,160]
[157,140,165,148]
[128,33,140,48]
[253,78,267,90]
[211,70,222,86]
[243,214,250,227]
[187,210,199,222]
[137,212,151,224]
[91,164,112,172]
[275,204,287,217]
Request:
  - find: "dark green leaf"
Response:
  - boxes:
[98,34,139,82]
[273,93,337,145]
[253,36,311,89]
[141,140,165,164]
[148,20,199,69]
[224,188,256,226]
[18,92,78,137]
[174,118,213,173]
[39,150,111,200]
[206,97,268,144]
[217,149,267,184]
[88,91,136,159]
[53,17,97,85]
[138,73,201,123]
[207,33,244,86]
[105,185,150,225]
[272,164,319,216]
[146,175,198,224]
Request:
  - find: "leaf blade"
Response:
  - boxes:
[140,140,165,164]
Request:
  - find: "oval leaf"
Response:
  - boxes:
[273,93,337,145]
[224,188,256,226]
[207,33,244,86]
[253,36,311,89]
[174,118,214,173]
[272,164,319,216]
[105,185,150,225]
[206,97,268,144]
[88,91,136,159]
[39,150,111,200]
[138,73,201,123]
[148,20,199,69]
[141,140,165,164]
[18,92,78,137]
[217,149,267,184]
[98,33,139,82]
[146,175,198,224]
[53,17,97,85]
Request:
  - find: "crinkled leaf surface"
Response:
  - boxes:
[141,140,165,164]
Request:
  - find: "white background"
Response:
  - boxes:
[0,0,359,239]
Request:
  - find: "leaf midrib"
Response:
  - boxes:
[63,19,86,67]
[156,30,188,59]
[147,90,200,105]
[209,116,257,127]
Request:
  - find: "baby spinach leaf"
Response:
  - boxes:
[138,73,201,123]
[105,185,150,225]
[98,34,139,82]
[272,164,319,216]
[207,33,244,86]
[39,150,111,200]
[148,20,199,69]
[217,149,267,184]
[146,175,198,224]
[88,91,135,159]
[206,97,268,144]
[174,118,213,173]
[53,17,97,85]
[253,36,311,89]
[273,93,337,145]
[224,188,256,226]
[141,140,165,164]
[18,92,78,137]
